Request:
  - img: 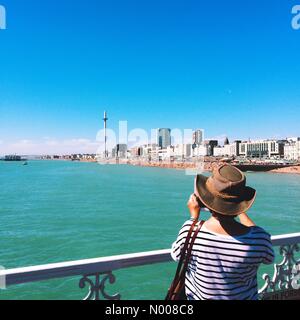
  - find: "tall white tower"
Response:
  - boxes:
[103,111,108,158]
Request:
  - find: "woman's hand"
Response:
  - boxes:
[187,194,201,220]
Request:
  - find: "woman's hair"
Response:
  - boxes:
[210,211,238,220]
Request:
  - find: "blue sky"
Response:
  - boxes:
[0,0,300,154]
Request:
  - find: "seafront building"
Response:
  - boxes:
[112,144,128,159]
[191,140,217,157]
[204,140,218,156]
[284,138,300,161]
[129,146,143,158]
[40,154,97,161]
[213,140,241,157]
[141,144,159,160]
[158,144,193,161]
[174,143,192,159]
[238,140,286,159]
[193,129,204,146]
[157,128,171,149]
[193,144,209,157]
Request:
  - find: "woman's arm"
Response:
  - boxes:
[238,212,256,227]
[187,194,201,221]
[171,194,202,262]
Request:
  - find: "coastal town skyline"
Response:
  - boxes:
[1,1,300,154]
[0,115,300,156]
[1,120,299,158]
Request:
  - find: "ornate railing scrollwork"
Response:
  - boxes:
[1,236,300,300]
[79,272,121,300]
[259,243,300,299]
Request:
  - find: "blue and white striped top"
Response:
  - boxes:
[171,220,275,300]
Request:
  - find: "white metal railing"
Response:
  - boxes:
[0,233,299,300]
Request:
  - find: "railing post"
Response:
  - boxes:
[79,272,121,300]
[259,243,300,299]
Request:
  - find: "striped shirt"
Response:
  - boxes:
[171,220,275,300]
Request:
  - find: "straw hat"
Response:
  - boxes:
[194,164,256,216]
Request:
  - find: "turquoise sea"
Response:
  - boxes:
[0,160,299,300]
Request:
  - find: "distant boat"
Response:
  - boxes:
[4,155,22,161]
[23,161,28,166]
[2,155,28,162]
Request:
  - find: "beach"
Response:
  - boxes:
[107,159,300,174]
[270,165,300,174]
[43,157,300,174]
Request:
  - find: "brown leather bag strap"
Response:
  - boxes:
[182,220,205,273]
[171,220,197,288]
[166,220,205,300]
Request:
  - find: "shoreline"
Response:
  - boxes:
[101,159,300,175]
[32,158,300,175]
[269,166,300,175]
